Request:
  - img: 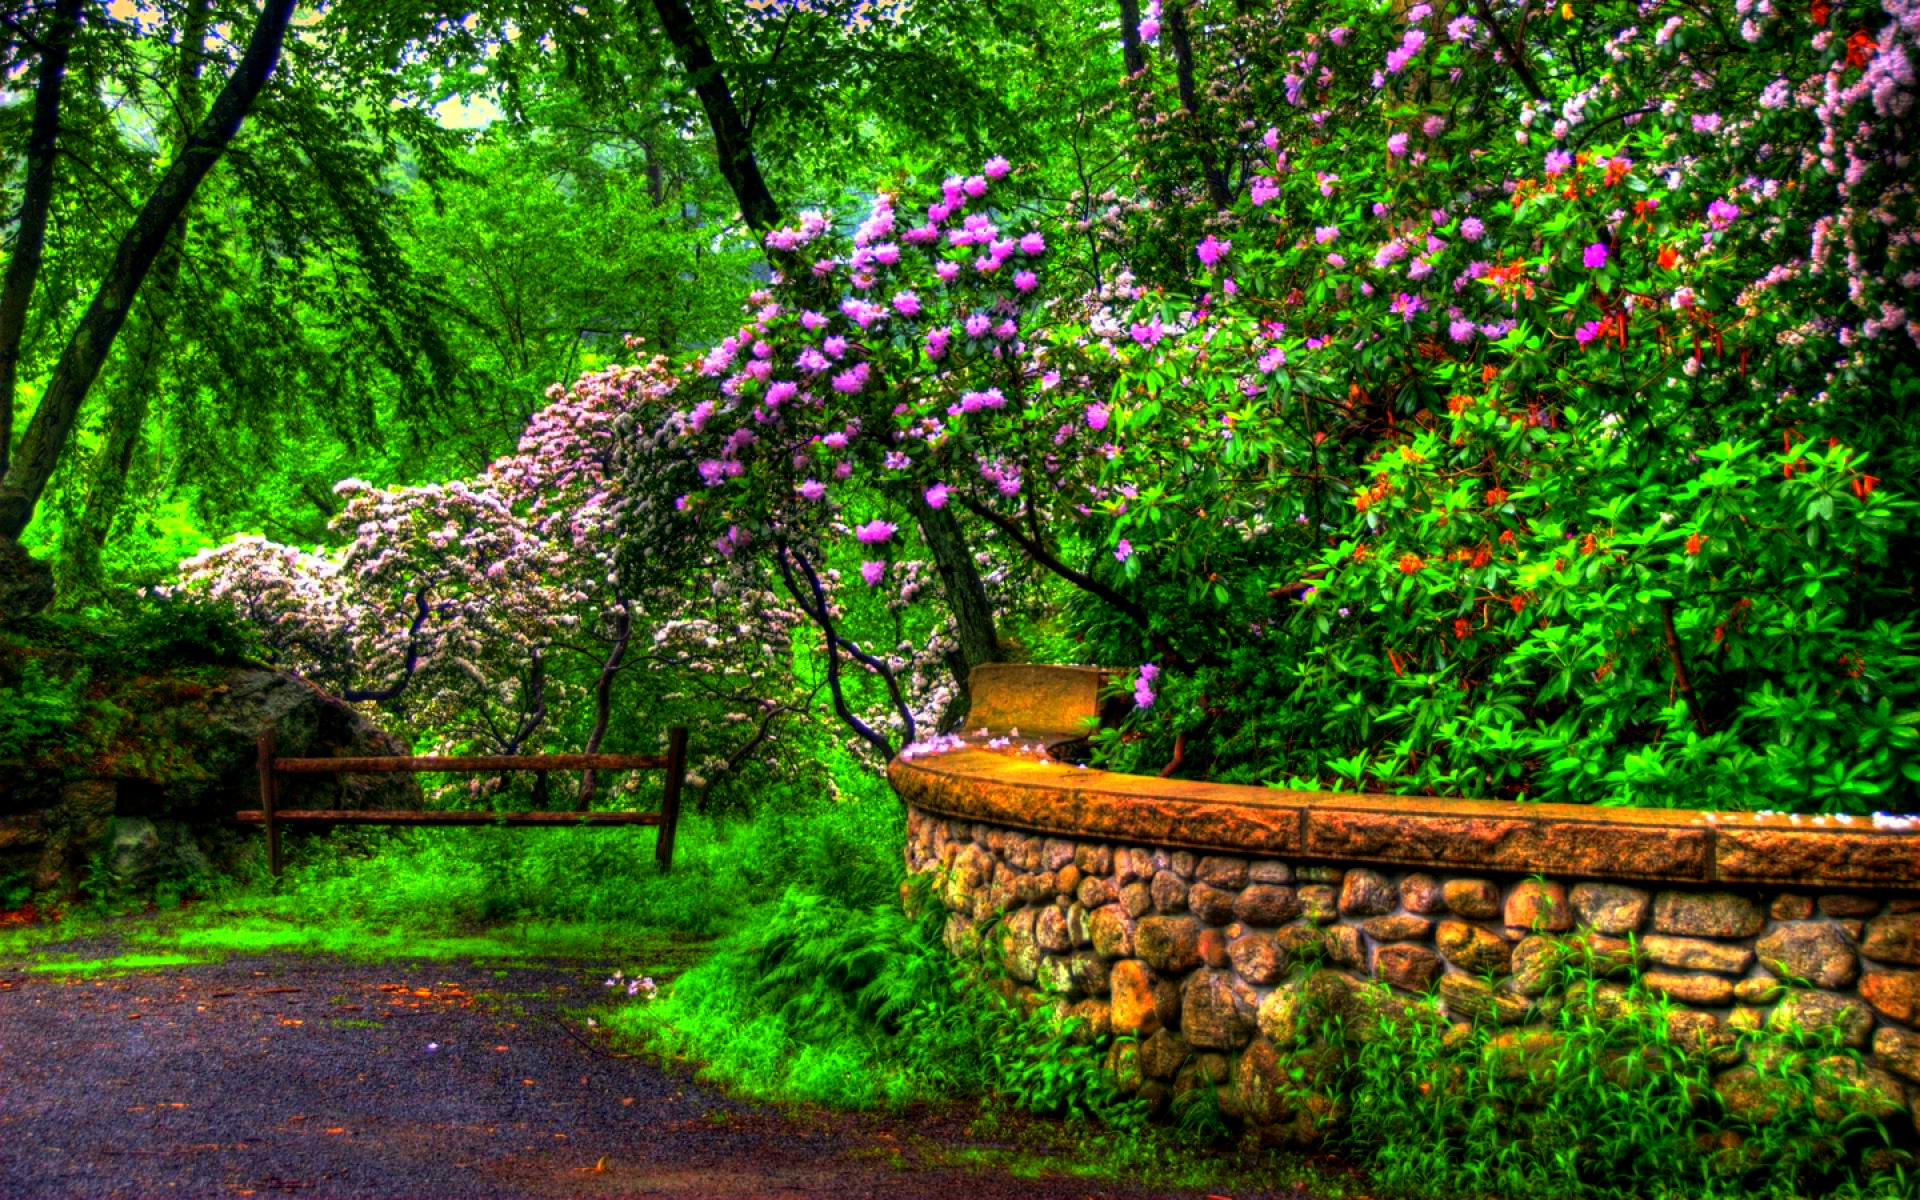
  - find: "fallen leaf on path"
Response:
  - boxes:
[574,1155,610,1174]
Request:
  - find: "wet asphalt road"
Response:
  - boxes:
[0,954,1281,1200]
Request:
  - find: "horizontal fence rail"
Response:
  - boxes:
[246,728,688,878]
[272,754,670,774]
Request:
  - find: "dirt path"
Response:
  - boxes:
[0,953,1325,1200]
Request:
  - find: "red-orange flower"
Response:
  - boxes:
[1811,0,1830,23]
[1486,486,1510,506]
[1454,617,1473,640]
[1852,474,1880,499]
[1658,245,1680,271]
[1686,532,1707,555]
[1846,29,1876,68]
[1398,553,1425,574]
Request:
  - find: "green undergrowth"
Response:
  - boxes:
[1321,969,1915,1200]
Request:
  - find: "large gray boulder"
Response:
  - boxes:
[0,667,419,899]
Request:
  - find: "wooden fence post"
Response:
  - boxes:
[257,732,281,878]
[656,726,688,874]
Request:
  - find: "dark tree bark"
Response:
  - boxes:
[58,0,213,605]
[0,0,298,541]
[646,0,781,232]
[906,488,1000,702]
[1117,0,1146,76]
[1165,1,1229,209]
[0,0,84,480]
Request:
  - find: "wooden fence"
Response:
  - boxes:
[236,729,689,877]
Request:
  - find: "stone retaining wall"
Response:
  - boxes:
[892,665,1920,1145]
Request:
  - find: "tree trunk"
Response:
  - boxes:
[646,0,781,232]
[58,0,213,606]
[0,0,297,542]
[1117,0,1146,76]
[907,489,1000,703]
[0,0,85,480]
[1165,2,1228,209]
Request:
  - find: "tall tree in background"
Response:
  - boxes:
[0,0,297,612]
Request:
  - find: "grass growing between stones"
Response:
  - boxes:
[1297,964,1916,1199]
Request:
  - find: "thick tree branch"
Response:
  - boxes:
[341,590,437,703]
[773,541,904,760]
[0,0,84,480]
[0,0,298,540]
[577,604,634,804]
[1471,0,1548,103]
[646,0,781,232]
[1117,0,1146,76]
[1660,599,1712,738]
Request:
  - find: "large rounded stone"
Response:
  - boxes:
[1443,878,1502,920]
[1257,985,1304,1046]
[1861,914,1920,966]
[1119,880,1153,918]
[999,908,1040,982]
[1181,970,1258,1049]
[1400,873,1445,914]
[1070,951,1111,995]
[1767,990,1874,1048]
[1228,931,1285,985]
[1438,974,1529,1024]
[1437,920,1513,974]
[1196,856,1249,888]
[1362,914,1433,942]
[1109,960,1162,1035]
[1641,971,1735,1008]
[1373,944,1442,992]
[1089,906,1135,958]
[1187,882,1237,925]
[1570,882,1650,934]
[1339,868,1396,916]
[1139,1029,1190,1079]
[1137,915,1203,973]
[1151,870,1190,914]
[1299,885,1339,924]
[1652,891,1765,939]
[1035,906,1073,954]
[1504,880,1571,932]
[1862,970,1920,1026]
[1756,922,1859,987]
[1643,935,1756,976]
[1233,884,1302,926]
[1873,1025,1920,1085]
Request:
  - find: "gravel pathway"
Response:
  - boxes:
[0,953,1307,1200]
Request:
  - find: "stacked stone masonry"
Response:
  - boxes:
[906,809,1920,1140]
[895,667,1920,1145]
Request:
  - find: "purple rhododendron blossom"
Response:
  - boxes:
[1315,225,1340,244]
[1133,662,1158,707]
[924,483,949,509]
[926,328,951,358]
[1460,216,1486,241]
[1708,198,1740,229]
[1114,538,1132,562]
[800,311,826,331]
[983,156,1012,179]
[1196,235,1231,267]
[860,561,886,587]
[1388,132,1410,157]
[1014,270,1039,292]
[855,520,897,545]
[798,479,827,501]
[1086,403,1109,431]
[893,291,922,317]
[1250,176,1281,206]
[1584,242,1609,269]
[1020,231,1046,255]
[964,313,992,338]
